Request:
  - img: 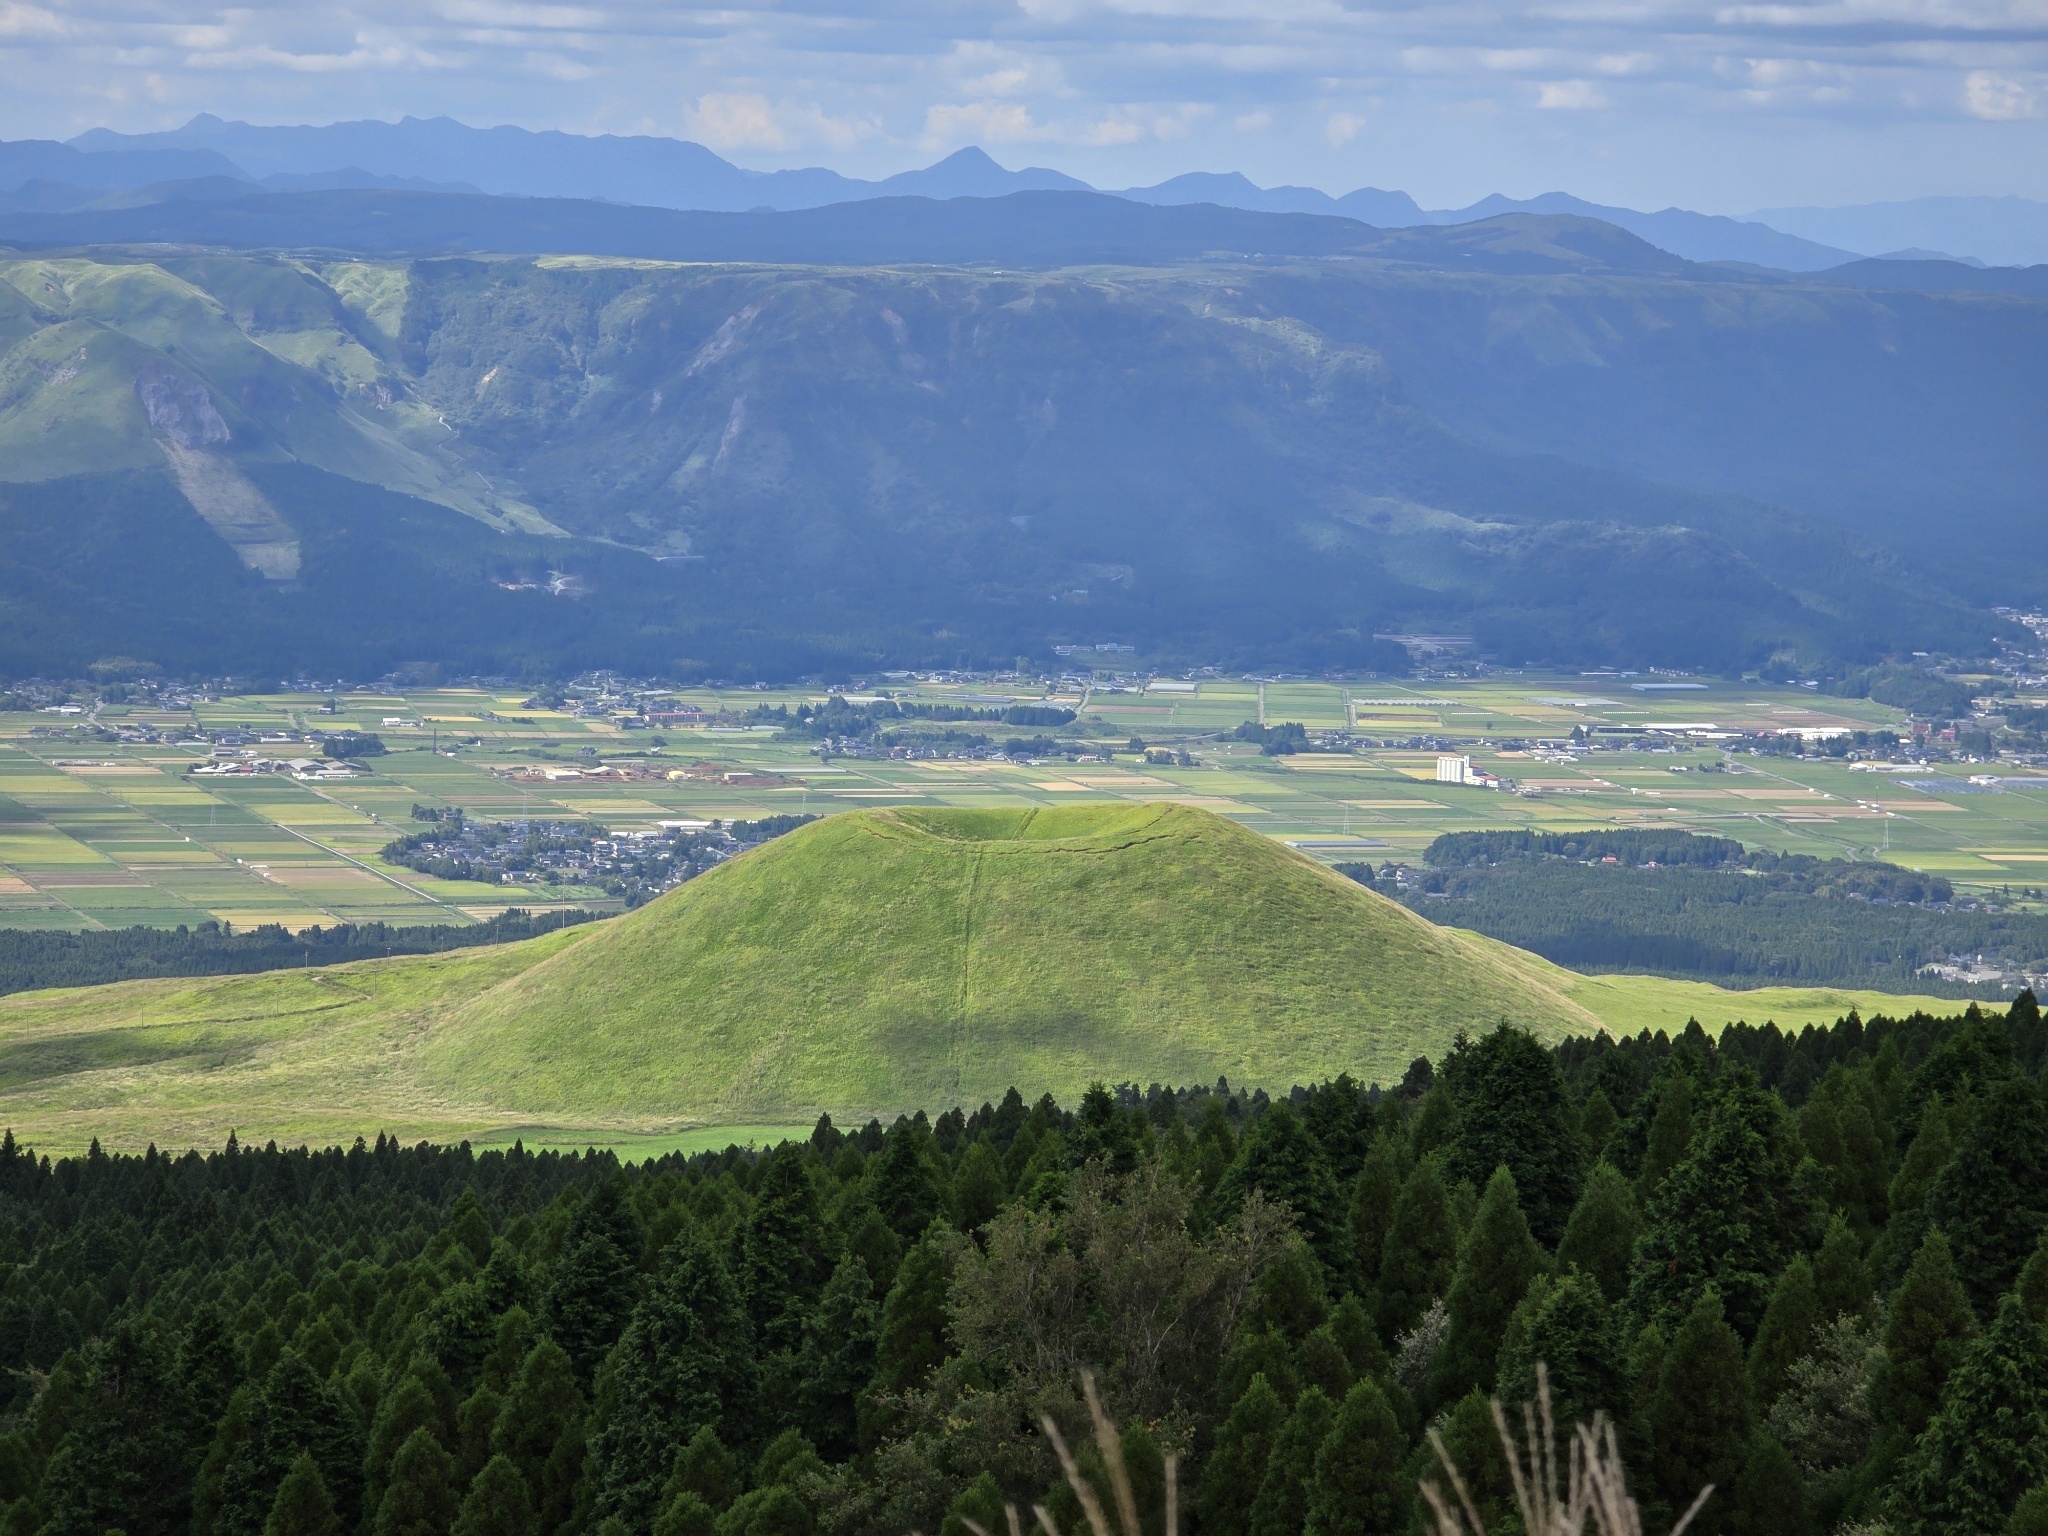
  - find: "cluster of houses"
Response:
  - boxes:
[189,755,369,780]
[188,733,369,781]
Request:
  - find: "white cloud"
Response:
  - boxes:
[688,92,790,149]
[525,52,596,80]
[919,97,1210,148]
[1150,102,1215,138]
[1082,117,1148,142]
[436,0,606,28]
[1013,0,1088,21]
[1480,49,1556,72]
[1537,79,1608,108]
[0,0,62,39]
[923,100,1042,147]
[1964,70,2043,120]
[182,36,449,73]
[680,93,879,151]
[1235,109,1272,130]
[940,43,1068,100]
[794,106,880,152]
[1325,110,1363,143]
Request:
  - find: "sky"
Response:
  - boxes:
[2,0,2046,210]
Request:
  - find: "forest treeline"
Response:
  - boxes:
[1342,829,2042,995]
[0,909,597,998]
[1419,829,1953,901]
[0,999,2046,1536]
[746,700,1077,741]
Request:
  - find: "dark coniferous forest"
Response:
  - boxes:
[1,1000,2046,1536]
[0,910,597,998]
[1344,829,2048,995]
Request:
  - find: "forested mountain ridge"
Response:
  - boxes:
[0,1000,2041,1535]
[0,221,2036,675]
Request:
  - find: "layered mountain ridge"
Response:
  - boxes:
[0,183,2041,678]
[19,115,2047,268]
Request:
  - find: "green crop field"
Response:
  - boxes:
[6,671,2040,936]
[0,805,1972,1154]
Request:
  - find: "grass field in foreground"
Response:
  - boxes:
[0,806,1983,1155]
[466,1124,817,1158]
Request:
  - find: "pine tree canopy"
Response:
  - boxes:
[1873,1228,1980,1440]
[1556,1160,1639,1304]
[1346,1136,1401,1289]
[1377,1159,1459,1341]
[1648,1289,1752,1536]
[1304,1380,1405,1536]
[1891,1291,2048,1536]
[1431,1165,1544,1406]
[1443,1025,1584,1245]
[1212,1100,1347,1281]
[0,1012,2033,1536]
[1924,1077,2048,1317]
[1496,1270,1629,1435]
[592,1226,758,1529]
[1197,1374,1288,1536]
[1628,1066,1808,1339]
[1748,1255,1820,1407]
[262,1454,342,1536]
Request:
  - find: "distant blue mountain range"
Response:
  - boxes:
[1117,175,1857,271]
[4,114,2041,269]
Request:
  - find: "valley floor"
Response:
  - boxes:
[6,672,2022,935]
[0,676,2015,1156]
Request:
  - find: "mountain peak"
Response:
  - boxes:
[1161,170,1259,190]
[874,146,1091,198]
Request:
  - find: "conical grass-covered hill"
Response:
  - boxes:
[413,803,1607,1122]
[0,803,1968,1150]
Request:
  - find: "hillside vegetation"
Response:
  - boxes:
[414,804,1602,1121]
[0,996,2042,1536]
[0,239,2032,674]
[0,806,1975,1152]
[1346,827,2048,996]
[0,908,594,995]
[0,254,538,528]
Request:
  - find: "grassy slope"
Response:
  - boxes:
[413,804,1606,1122]
[0,806,1982,1153]
[0,256,517,528]
[0,927,591,1154]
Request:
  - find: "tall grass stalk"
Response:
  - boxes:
[960,1364,1704,1536]
[1421,1363,1713,1536]
[961,1372,1180,1536]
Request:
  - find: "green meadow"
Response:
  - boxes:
[0,806,1974,1154]
[0,676,2015,1157]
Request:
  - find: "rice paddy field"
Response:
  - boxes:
[3,671,2038,936]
